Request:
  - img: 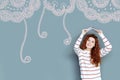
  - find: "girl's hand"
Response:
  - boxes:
[82,29,89,34]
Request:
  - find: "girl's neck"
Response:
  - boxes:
[85,48,91,51]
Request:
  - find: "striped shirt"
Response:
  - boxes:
[74,33,112,80]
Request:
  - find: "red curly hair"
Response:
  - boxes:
[80,34,101,67]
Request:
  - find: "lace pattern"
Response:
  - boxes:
[0,0,40,22]
[77,0,120,23]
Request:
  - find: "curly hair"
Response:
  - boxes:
[80,34,101,67]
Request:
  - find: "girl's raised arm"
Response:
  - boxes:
[74,29,88,55]
[96,30,112,57]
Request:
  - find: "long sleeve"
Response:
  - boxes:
[99,33,112,57]
[74,32,84,56]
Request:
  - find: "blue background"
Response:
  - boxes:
[0,2,120,80]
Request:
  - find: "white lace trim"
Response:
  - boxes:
[92,0,110,8]
[77,0,120,23]
[43,0,75,16]
[0,0,40,23]
[10,0,26,8]
[111,0,120,9]
[0,0,9,9]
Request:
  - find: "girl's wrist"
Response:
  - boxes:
[99,33,105,38]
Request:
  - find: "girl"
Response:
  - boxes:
[74,28,112,80]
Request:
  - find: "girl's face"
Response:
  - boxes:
[86,37,95,49]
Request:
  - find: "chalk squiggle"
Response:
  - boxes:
[20,19,32,64]
[0,0,40,63]
[38,0,75,45]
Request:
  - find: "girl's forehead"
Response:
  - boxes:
[88,37,95,41]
